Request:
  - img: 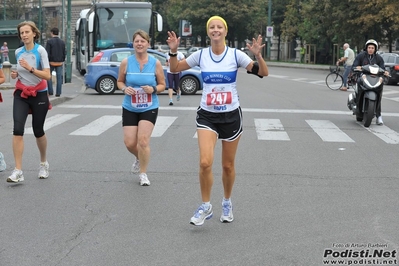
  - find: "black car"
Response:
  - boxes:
[380,52,399,85]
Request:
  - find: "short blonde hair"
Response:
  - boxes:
[132,29,150,43]
[17,21,40,42]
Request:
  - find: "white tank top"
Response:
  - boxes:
[186,46,252,112]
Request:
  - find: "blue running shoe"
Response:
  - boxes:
[220,201,234,223]
[176,92,181,101]
[190,204,213,226]
[0,152,6,172]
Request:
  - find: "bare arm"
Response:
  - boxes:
[166,31,192,72]
[245,35,269,77]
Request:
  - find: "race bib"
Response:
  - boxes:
[131,88,153,108]
[206,86,232,106]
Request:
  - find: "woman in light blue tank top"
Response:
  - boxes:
[117,30,166,186]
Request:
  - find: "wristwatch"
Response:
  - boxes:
[30,67,35,73]
[121,87,126,93]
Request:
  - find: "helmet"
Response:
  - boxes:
[364,39,378,52]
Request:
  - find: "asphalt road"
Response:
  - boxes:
[0,64,398,266]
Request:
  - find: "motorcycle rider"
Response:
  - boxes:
[352,39,389,125]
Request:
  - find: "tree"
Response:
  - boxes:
[1,0,27,20]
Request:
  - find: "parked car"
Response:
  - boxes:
[380,52,399,85]
[84,48,203,95]
[186,46,205,57]
[156,44,169,54]
[177,47,188,58]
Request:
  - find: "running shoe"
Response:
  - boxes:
[220,201,234,223]
[131,158,140,173]
[38,161,49,179]
[139,173,150,186]
[190,204,213,226]
[376,116,384,125]
[169,100,173,106]
[0,152,6,172]
[176,92,181,101]
[7,169,24,183]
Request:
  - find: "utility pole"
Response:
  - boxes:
[39,0,42,44]
[65,0,71,83]
[267,0,272,59]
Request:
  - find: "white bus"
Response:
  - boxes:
[75,2,162,75]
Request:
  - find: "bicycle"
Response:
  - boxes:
[325,65,343,90]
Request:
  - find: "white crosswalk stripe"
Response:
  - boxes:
[24,113,399,144]
[306,120,354,142]
[25,114,80,134]
[70,115,121,136]
[152,116,177,137]
[254,118,290,141]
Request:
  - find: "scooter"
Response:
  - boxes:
[347,64,386,127]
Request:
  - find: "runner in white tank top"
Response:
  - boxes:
[166,16,269,226]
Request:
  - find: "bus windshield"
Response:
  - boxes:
[95,7,152,50]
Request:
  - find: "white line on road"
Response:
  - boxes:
[306,120,354,142]
[58,104,399,117]
[25,114,80,134]
[254,119,290,141]
[152,116,177,137]
[364,124,399,144]
[70,115,121,136]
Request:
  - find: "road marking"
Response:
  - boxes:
[306,120,354,142]
[364,124,399,144]
[152,116,177,137]
[58,104,399,117]
[70,115,121,136]
[382,90,399,95]
[25,114,80,134]
[254,119,290,141]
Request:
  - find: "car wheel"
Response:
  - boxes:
[179,75,199,95]
[96,76,116,95]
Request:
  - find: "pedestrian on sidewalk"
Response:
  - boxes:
[46,27,66,97]
[167,16,269,225]
[1,42,9,62]
[7,21,52,183]
[117,29,166,186]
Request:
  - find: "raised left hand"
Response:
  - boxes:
[247,35,265,57]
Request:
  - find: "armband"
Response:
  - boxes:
[247,62,263,78]
[152,86,157,93]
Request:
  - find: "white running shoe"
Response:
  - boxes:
[131,158,140,173]
[220,201,234,223]
[190,204,213,226]
[376,116,384,125]
[0,152,6,172]
[38,161,49,179]
[139,173,150,186]
[7,169,24,183]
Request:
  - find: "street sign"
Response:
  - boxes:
[266,26,273,37]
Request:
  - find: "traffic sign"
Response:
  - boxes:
[266,26,273,37]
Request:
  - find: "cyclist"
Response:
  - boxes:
[336,43,355,91]
[352,39,389,125]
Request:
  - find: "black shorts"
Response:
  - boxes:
[122,108,158,126]
[196,107,243,141]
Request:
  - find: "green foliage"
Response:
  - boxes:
[155,0,399,53]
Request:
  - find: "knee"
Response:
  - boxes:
[222,161,235,174]
[33,129,45,138]
[124,138,137,150]
[137,136,149,149]
[199,158,213,171]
